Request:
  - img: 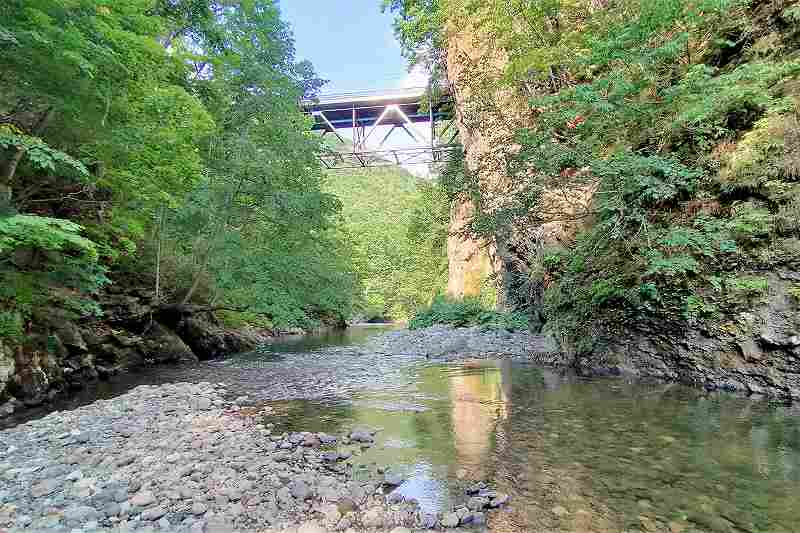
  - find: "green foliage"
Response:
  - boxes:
[0,126,88,178]
[645,254,700,278]
[387,0,800,350]
[684,294,719,323]
[589,278,628,306]
[408,296,530,331]
[324,158,449,321]
[0,214,108,341]
[726,276,769,300]
[0,0,359,333]
[0,215,96,258]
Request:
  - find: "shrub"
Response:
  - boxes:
[0,215,108,342]
[684,295,719,322]
[727,276,770,301]
[789,285,800,303]
[408,296,530,331]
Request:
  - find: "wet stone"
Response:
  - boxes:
[30,478,61,497]
[441,512,460,528]
[384,472,403,486]
[349,430,374,443]
[490,493,510,508]
[289,479,312,500]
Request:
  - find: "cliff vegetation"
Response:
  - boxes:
[387,0,800,397]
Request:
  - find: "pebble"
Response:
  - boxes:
[441,512,460,528]
[130,490,156,507]
[0,365,516,533]
[289,479,312,500]
[349,430,374,443]
[141,505,167,520]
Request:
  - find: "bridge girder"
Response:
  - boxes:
[301,87,460,169]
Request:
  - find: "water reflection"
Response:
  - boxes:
[261,323,403,353]
[15,323,799,532]
[270,360,800,532]
[443,359,510,480]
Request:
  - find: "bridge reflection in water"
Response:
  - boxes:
[301,86,460,169]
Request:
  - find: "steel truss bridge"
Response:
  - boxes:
[301,86,460,169]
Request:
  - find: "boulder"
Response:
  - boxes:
[99,294,152,327]
[173,316,258,360]
[140,321,198,363]
[50,318,88,353]
[11,339,63,405]
[0,340,15,399]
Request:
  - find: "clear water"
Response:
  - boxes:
[10,325,800,532]
[258,331,800,533]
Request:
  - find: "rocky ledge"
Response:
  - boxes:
[0,382,508,532]
[0,289,273,415]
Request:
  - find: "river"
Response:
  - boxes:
[8,324,800,532]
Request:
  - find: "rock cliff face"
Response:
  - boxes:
[442,16,592,310]
[440,7,800,401]
[572,272,800,400]
[443,18,530,304]
[445,200,494,299]
[0,288,268,416]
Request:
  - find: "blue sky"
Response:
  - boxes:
[278,1,426,94]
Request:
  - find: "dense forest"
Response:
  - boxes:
[0,0,354,332]
[386,0,800,395]
[324,161,449,321]
[0,0,447,404]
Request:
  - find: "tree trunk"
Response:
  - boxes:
[181,269,205,306]
[0,107,54,207]
[0,183,12,211]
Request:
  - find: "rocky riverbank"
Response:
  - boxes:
[356,325,559,362]
[0,288,277,416]
[0,381,509,532]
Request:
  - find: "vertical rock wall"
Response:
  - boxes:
[442,13,595,312]
[446,200,493,299]
[443,17,534,307]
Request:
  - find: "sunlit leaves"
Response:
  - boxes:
[0,127,89,177]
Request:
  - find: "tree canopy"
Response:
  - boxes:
[0,0,358,337]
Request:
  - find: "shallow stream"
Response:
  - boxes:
[13,325,800,532]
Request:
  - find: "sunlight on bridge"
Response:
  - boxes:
[301,86,459,169]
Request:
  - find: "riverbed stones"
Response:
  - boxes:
[361,506,385,528]
[191,502,208,516]
[30,478,60,497]
[467,496,489,511]
[289,479,312,500]
[130,490,156,507]
[297,520,326,533]
[141,505,167,520]
[489,493,510,508]
[441,512,460,528]
[0,380,514,532]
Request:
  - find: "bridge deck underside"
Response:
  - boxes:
[302,88,460,169]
